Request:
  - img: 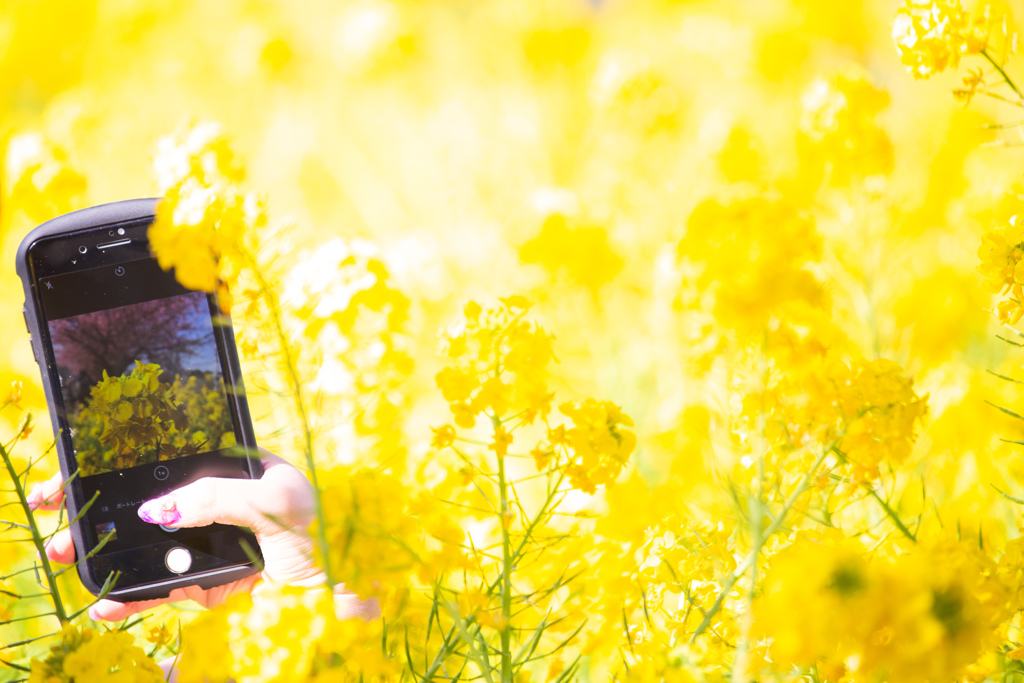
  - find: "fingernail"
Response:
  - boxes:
[138,497,180,526]
[88,605,101,621]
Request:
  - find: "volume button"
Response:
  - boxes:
[23,307,39,363]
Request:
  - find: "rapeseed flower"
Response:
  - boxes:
[893,0,989,78]
[8,1,1024,682]
[29,624,163,683]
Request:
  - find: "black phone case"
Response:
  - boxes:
[15,198,263,602]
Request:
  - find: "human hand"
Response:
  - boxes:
[27,447,363,621]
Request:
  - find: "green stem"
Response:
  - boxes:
[0,442,68,624]
[444,602,495,683]
[690,439,836,643]
[982,49,1024,105]
[496,418,513,683]
[420,624,459,682]
[249,262,334,588]
[731,352,768,683]
[866,488,917,542]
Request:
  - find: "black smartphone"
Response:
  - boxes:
[15,198,263,602]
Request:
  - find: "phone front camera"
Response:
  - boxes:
[78,246,87,254]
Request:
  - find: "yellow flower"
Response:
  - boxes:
[430,424,457,449]
[678,195,825,336]
[757,536,1012,682]
[558,399,636,494]
[978,216,1024,324]
[798,67,893,184]
[489,424,513,457]
[71,361,232,476]
[316,468,421,600]
[436,298,557,426]
[4,132,86,222]
[754,353,927,483]
[29,624,163,683]
[519,212,623,293]
[149,121,263,311]
[755,535,873,675]
[143,622,173,648]
[892,0,988,78]
[435,367,477,403]
[180,585,399,683]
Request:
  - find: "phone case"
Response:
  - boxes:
[15,198,264,602]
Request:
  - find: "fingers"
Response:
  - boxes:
[258,447,289,469]
[27,471,65,511]
[88,589,188,621]
[44,528,75,565]
[334,590,381,621]
[137,456,314,533]
[89,574,261,622]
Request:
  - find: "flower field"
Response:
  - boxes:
[4,0,1024,680]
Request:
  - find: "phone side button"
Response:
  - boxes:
[165,547,192,574]
[22,308,38,363]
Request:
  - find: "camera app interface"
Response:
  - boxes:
[49,292,235,477]
[37,256,246,561]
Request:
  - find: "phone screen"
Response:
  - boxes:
[30,232,257,588]
[45,268,236,478]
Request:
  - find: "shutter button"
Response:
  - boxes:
[165,547,191,574]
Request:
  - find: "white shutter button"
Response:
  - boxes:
[165,547,192,574]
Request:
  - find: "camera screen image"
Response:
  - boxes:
[48,291,236,477]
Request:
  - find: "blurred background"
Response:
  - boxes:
[2,0,1023,570]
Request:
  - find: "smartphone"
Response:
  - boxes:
[16,198,263,602]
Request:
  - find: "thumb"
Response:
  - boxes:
[138,476,277,533]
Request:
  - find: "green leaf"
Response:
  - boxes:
[992,484,1024,505]
[988,369,1024,384]
[997,335,1024,347]
[985,401,1024,421]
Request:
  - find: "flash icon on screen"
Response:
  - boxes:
[45,281,53,290]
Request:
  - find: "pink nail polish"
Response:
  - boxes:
[138,497,181,526]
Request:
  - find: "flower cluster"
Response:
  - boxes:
[677,196,825,335]
[892,0,989,78]
[71,362,234,476]
[546,399,636,494]
[436,297,555,428]
[178,585,397,683]
[278,237,411,466]
[978,217,1024,324]
[149,121,263,309]
[756,536,1013,682]
[798,68,893,184]
[10,2,1024,682]
[316,468,423,603]
[29,624,163,683]
[4,133,85,222]
[756,355,928,483]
